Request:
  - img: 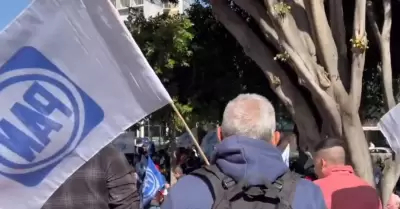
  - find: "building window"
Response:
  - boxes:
[117,0,143,8]
[163,2,176,8]
[134,0,144,6]
[120,0,131,7]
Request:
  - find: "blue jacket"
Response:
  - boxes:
[162,135,326,209]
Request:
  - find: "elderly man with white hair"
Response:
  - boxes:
[162,94,326,209]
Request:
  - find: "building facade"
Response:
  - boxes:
[111,0,195,21]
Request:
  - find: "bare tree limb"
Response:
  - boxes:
[262,0,327,87]
[232,0,318,83]
[308,0,348,104]
[328,0,349,89]
[342,111,374,185]
[349,0,367,111]
[293,0,336,96]
[210,0,321,147]
[370,150,399,205]
[366,0,395,110]
[377,0,397,205]
[263,0,338,98]
[307,1,338,83]
[290,0,318,60]
[230,0,279,46]
[263,0,310,54]
[228,0,342,137]
[264,73,320,149]
[366,1,382,50]
[380,0,395,110]
[380,155,400,206]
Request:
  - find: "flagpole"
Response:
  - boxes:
[169,102,210,166]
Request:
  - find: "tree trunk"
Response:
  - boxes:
[367,0,399,204]
[341,111,375,185]
[379,157,400,205]
[210,0,321,150]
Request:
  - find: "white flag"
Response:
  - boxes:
[378,104,400,154]
[0,0,172,208]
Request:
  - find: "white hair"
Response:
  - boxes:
[221,93,276,141]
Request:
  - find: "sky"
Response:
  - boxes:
[0,1,30,31]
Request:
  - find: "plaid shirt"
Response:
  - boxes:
[42,145,140,209]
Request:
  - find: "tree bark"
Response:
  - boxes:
[238,0,343,138]
[371,151,394,205]
[290,0,318,61]
[378,0,398,205]
[211,0,320,149]
[349,0,367,111]
[342,111,374,185]
[367,0,398,203]
[380,155,400,205]
[380,0,395,110]
[328,0,349,89]
[265,72,320,150]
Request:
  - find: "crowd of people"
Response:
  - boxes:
[42,93,400,209]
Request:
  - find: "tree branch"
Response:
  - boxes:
[262,0,325,88]
[232,0,333,91]
[264,73,320,149]
[290,0,318,60]
[379,155,400,206]
[328,0,349,89]
[349,0,367,111]
[370,149,399,204]
[380,0,395,110]
[226,0,342,137]
[378,0,397,205]
[210,0,321,147]
[307,1,341,87]
[307,0,348,104]
[366,0,395,110]
[291,0,335,95]
[263,0,312,57]
[230,0,279,46]
[366,1,382,50]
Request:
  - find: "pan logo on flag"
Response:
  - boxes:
[143,167,159,199]
[0,47,104,187]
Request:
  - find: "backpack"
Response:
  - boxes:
[191,164,300,209]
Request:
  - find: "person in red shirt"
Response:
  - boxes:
[313,137,382,209]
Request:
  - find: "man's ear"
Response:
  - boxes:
[217,127,223,141]
[272,131,280,146]
[321,158,328,167]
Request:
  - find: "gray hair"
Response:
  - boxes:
[221,93,276,141]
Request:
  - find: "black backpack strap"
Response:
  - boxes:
[190,165,236,202]
[274,171,300,209]
[192,166,298,209]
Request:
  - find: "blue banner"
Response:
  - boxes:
[142,157,166,206]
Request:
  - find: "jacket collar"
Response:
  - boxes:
[323,165,354,177]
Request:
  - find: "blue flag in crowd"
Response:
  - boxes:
[142,157,166,205]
